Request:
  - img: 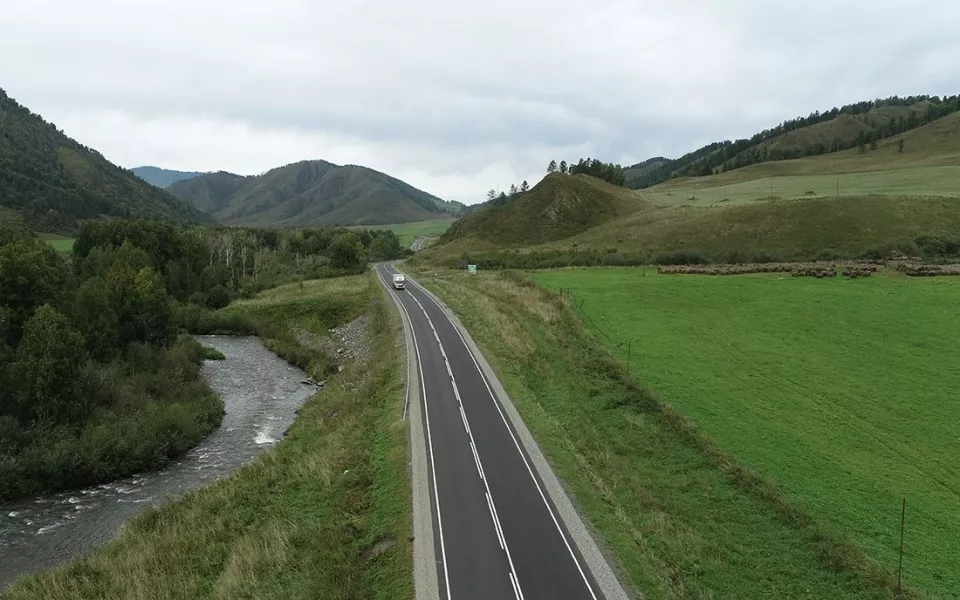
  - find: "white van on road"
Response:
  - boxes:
[392,273,406,290]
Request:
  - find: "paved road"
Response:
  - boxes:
[411,237,428,252]
[376,264,616,600]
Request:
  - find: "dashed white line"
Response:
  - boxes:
[378,267,452,600]
[404,286,526,600]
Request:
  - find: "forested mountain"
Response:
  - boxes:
[168,160,455,227]
[131,166,206,188]
[0,89,210,232]
[628,94,960,188]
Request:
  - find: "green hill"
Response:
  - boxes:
[0,89,210,232]
[422,108,960,266]
[440,173,647,246]
[131,166,206,188]
[168,160,453,227]
[628,94,960,188]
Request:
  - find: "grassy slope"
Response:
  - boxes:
[651,110,960,195]
[533,268,960,598]
[420,112,960,266]
[412,267,919,600]
[646,166,960,206]
[2,273,412,600]
[552,195,960,260]
[442,173,647,246]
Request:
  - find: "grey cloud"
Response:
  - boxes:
[2,0,959,203]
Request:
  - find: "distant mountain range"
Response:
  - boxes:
[168,160,464,227]
[0,89,210,232]
[626,94,960,188]
[131,166,206,188]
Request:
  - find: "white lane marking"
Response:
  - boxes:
[378,266,453,600]
[485,492,506,550]
[404,273,600,600]
[509,571,527,600]
[404,287,524,600]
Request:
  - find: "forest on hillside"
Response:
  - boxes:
[628,94,960,188]
[0,219,405,502]
[0,90,207,231]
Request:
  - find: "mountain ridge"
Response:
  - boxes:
[131,166,207,188]
[168,159,459,227]
[0,88,210,232]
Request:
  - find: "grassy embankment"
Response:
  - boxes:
[533,267,959,599]
[411,267,926,600]
[3,271,413,600]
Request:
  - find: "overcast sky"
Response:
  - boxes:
[3,0,959,203]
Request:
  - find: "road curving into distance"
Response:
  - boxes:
[375,263,633,600]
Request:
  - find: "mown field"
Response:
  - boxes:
[414,267,924,600]
[349,218,457,248]
[533,267,960,599]
[646,165,960,206]
[2,272,413,600]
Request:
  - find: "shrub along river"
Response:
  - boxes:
[0,335,316,590]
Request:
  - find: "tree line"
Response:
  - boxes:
[0,219,405,501]
[549,157,626,186]
[628,94,960,187]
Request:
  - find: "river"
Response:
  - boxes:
[0,335,316,590]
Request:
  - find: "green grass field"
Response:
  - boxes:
[533,267,960,598]
[348,218,456,248]
[36,234,74,253]
[415,268,924,600]
[646,165,960,207]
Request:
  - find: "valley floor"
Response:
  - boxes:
[412,266,929,600]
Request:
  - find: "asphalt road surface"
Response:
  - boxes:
[376,264,616,600]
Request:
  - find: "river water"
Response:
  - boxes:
[0,335,316,590]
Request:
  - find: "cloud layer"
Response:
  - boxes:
[3,0,959,202]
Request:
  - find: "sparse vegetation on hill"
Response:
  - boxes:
[0,89,210,232]
[440,173,645,246]
[168,159,454,228]
[627,94,960,188]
